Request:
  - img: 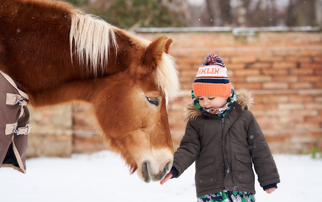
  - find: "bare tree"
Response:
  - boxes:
[67,0,320,28]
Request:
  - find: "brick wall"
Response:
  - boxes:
[27,30,322,156]
[27,105,73,157]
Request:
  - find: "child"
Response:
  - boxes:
[160,53,280,202]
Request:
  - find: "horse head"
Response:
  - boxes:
[91,36,178,182]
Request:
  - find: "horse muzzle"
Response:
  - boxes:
[141,160,171,183]
[137,148,173,183]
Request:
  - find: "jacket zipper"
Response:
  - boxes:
[221,118,227,175]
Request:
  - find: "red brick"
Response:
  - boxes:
[262,69,288,75]
[177,64,193,70]
[305,116,322,123]
[315,69,322,75]
[179,77,194,84]
[316,83,322,88]
[304,104,322,110]
[292,109,318,116]
[252,104,278,110]
[235,69,260,76]
[289,95,314,102]
[253,96,261,103]
[263,82,288,89]
[290,82,313,89]
[289,68,314,75]
[316,96,322,102]
[313,56,322,62]
[279,116,305,124]
[299,76,322,82]
[186,51,210,58]
[178,58,202,65]
[246,75,272,82]
[266,136,286,142]
[273,76,298,82]
[216,51,238,56]
[300,49,322,56]
[231,56,257,63]
[234,83,262,90]
[272,49,299,56]
[278,103,306,110]
[285,56,312,63]
[225,63,245,69]
[249,63,271,69]
[230,76,245,83]
[239,50,272,56]
[180,70,197,77]
[258,56,283,62]
[260,95,289,103]
[300,63,322,68]
[273,62,297,69]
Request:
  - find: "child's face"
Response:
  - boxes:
[198,96,227,109]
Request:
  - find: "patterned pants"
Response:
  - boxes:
[198,191,255,202]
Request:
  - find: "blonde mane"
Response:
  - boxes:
[69,11,118,77]
[156,53,179,99]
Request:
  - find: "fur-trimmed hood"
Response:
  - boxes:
[184,89,254,120]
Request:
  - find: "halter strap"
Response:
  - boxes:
[5,123,32,136]
[1,70,31,136]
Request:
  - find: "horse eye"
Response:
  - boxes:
[146,97,160,106]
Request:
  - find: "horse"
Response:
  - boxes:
[0,0,179,183]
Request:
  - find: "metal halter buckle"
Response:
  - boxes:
[12,124,32,135]
[15,98,26,106]
[13,125,20,135]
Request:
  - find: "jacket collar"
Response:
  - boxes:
[184,89,254,120]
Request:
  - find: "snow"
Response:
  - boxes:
[1,151,321,202]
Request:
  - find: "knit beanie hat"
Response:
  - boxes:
[192,53,231,98]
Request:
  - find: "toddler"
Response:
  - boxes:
[161,53,280,202]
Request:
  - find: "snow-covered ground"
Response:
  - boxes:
[1,151,321,202]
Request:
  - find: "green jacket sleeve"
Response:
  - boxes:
[173,120,200,177]
[247,111,280,187]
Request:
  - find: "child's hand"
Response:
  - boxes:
[160,172,173,185]
[265,188,276,194]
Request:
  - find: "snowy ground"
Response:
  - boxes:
[1,151,321,202]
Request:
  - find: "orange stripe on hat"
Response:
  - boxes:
[193,83,231,98]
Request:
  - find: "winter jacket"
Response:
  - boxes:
[0,71,30,173]
[172,89,280,198]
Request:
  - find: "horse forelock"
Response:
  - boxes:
[156,54,179,100]
[69,11,118,77]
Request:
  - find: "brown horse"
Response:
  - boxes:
[0,0,179,182]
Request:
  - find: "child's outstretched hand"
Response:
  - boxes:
[160,172,173,185]
[266,188,276,194]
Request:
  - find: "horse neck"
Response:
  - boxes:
[0,4,139,106]
[26,37,136,107]
[28,75,113,107]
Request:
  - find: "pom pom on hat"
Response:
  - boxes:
[193,53,231,98]
[204,53,223,65]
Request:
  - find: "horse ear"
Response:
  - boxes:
[141,36,168,69]
[164,38,173,54]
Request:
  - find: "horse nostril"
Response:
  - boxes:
[142,161,151,183]
[163,161,171,174]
